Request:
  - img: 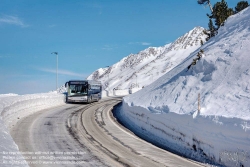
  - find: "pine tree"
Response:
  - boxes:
[198,0,235,41]
[208,18,216,39]
[208,0,233,28]
[214,0,228,27]
[227,8,234,16]
[187,50,204,71]
[203,29,210,41]
[235,1,249,13]
[203,18,217,41]
[200,40,204,46]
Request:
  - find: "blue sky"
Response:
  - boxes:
[0,0,238,94]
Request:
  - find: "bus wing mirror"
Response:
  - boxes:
[65,82,68,87]
[88,84,91,90]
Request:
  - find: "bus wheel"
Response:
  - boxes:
[97,96,99,102]
[88,96,92,103]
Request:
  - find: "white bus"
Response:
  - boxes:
[65,80,102,103]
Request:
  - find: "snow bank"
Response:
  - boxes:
[114,89,130,96]
[118,103,249,167]
[0,94,18,97]
[1,93,65,129]
[0,92,65,167]
[101,88,141,97]
[129,87,142,94]
[101,90,117,97]
[119,7,250,167]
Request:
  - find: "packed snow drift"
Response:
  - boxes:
[118,7,250,167]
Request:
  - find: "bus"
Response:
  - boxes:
[65,80,102,103]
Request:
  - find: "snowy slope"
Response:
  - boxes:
[119,7,250,167]
[88,27,207,92]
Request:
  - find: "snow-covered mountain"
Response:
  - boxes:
[88,26,207,91]
[118,7,250,167]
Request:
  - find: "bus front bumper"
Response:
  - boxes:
[67,96,88,102]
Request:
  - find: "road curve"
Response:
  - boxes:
[10,97,204,167]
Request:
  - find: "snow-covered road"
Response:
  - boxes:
[6,96,205,167]
[10,104,104,167]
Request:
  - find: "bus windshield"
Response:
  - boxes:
[68,84,88,96]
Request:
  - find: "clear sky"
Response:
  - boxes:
[0,0,238,94]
